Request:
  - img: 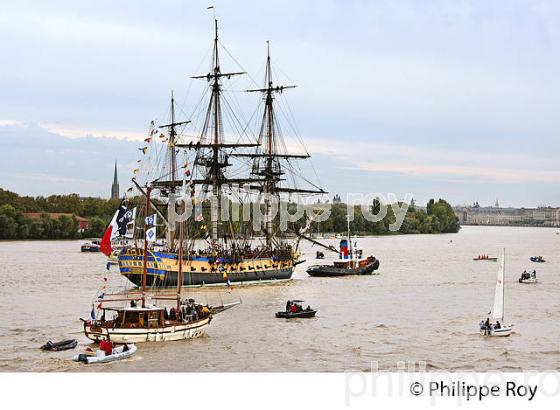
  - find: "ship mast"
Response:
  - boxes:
[209,19,224,242]
[154,19,260,243]
[241,42,325,247]
[158,92,190,248]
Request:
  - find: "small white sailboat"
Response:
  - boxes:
[480,249,513,337]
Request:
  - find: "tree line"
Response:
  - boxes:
[0,188,116,239]
[0,188,460,240]
[299,198,461,235]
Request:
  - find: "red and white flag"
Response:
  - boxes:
[100,202,129,256]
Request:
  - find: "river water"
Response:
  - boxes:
[0,226,558,372]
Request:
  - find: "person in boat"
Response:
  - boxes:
[99,339,107,354]
[532,270,537,278]
[286,301,291,312]
[306,305,311,311]
[130,300,137,308]
[122,344,129,352]
[290,304,297,314]
[479,320,485,330]
[104,340,113,356]
[496,321,501,329]
[484,317,490,328]
[170,307,177,320]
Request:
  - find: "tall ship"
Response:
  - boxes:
[117,20,325,287]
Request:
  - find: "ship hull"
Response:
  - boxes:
[84,317,210,343]
[124,267,293,287]
[118,248,294,287]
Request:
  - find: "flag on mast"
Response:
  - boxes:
[124,207,137,239]
[145,214,157,242]
[100,202,134,256]
[100,202,126,256]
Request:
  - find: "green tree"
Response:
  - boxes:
[0,205,19,239]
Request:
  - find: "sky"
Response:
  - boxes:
[0,0,559,207]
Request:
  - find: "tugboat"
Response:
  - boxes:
[306,217,380,277]
[275,300,316,318]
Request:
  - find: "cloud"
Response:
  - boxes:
[0,121,140,197]
[40,122,147,141]
[1,1,560,206]
[300,137,560,184]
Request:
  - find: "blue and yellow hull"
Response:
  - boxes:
[118,248,294,287]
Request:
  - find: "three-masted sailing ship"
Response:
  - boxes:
[116,20,326,288]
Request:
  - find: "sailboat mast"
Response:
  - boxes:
[177,205,184,311]
[142,186,151,308]
[502,248,506,321]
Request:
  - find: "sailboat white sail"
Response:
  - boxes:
[491,250,505,322]
[480,248,513,337]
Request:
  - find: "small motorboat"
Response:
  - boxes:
[530,256,545,263]
[519,270,538,284]
[276,300,317,319]
[473,255,498,262]
[40,339,78,351]
[81,241,101,252]
[73,344,137,364]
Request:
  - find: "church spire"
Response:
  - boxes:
[111,160,119,200]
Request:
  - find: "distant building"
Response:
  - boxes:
[454,204,560,227]
[111,161,119,200]
[23,213,90,232]
[332,194,342,204]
